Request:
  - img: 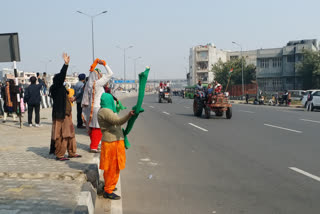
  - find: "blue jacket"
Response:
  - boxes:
[24,79,45,105]
[74,81,85,103]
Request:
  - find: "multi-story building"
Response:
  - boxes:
[189,43,227,85]
[255,39,318,92]
[188,39,319,91]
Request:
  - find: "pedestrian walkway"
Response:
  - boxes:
[0,106,101,214]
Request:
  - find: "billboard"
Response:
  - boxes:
[0,33,21,62]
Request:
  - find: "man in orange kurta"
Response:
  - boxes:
[97,93,134,200]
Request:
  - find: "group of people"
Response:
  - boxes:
[0,53,133,200]
[196,80,222,95]
[0,72,49,125]
[0,80,19,122]
[159,81,170,89]
[47,53,133,200]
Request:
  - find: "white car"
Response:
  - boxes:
[301,89,320,110]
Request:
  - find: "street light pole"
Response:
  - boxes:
[91,17,95,62]
[132,57,142,90]
[117,45,134,87]
[232,41,244,99]
[77,10,108,62]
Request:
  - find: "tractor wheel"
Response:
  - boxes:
[215,111,223,117]
[226,107,232,119]
[205,107,211,119]
[193,98,203,117]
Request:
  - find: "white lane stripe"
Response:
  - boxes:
[239,110,255,113]
[111,175,123,214]
[184,106,190,109]
[163,111,170,115]
[188,123,208,132]
[300,119,320,124]
[289,167,320,182]
[264,124,302,133]
[149,106,154,108]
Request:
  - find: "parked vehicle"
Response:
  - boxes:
[301,89,320,110]
[288,90,306,101]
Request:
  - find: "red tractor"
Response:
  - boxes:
[193,93,232,119]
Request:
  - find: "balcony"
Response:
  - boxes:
[196,69,209,73]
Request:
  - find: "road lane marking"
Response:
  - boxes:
[188,123,208,132]
[264,124,302,133]
[184,106,190,109]
[239,110,255,113]
[163,111,170,115]
[300,119,320,124]
[149,106,154,108]
[289,167,320,182]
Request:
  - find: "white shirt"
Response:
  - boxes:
[93,64,113,108]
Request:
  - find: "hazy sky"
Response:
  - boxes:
[1,0,320,79]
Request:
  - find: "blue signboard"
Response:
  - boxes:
[114,80,136,83]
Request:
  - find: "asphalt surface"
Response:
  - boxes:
[119,95,320,214]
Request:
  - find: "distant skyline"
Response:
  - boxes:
[1,0,320,79]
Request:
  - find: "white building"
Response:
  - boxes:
[189,43,227,85]
[65,75,78,87]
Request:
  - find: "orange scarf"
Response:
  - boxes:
[5,86,13,108]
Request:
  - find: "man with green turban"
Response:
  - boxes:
[97,93,134,200]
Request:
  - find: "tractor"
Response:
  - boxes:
[193,92,232,119]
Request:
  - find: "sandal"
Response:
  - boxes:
[68,154,82,158]
[56,157,70,161]
[90,149,99,153]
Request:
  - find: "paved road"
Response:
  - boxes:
[118,95,320,214]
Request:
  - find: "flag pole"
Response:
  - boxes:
[225,68,233,92]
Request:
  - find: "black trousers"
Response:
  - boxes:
[28,104,40,124]
[77,102,83,127]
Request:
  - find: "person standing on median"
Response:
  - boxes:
[49,53,82,161]
[74,73,86,128]
[98,93,134,200]
[24,76,45,127]
[81,59,114,153]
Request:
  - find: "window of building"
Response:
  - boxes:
[197,51,208,61]
[260,58,269,68]
[287,55,295,62]
[296,54,303,62]
[230,56,239,60]
[197,62,208,70]
[272,57,282,67]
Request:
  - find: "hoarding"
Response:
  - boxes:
[0,33,20,62]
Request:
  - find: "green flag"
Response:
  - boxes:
[122,67,150,149]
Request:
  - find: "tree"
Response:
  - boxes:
[211,58,256,90]
[297,50,320,90]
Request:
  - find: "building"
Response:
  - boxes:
[65,75,78,87]
[189,43,227,85]
[188,39,319,91]
[0,68,54,86]
[0,68,23,82]
[255,39,318,92]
